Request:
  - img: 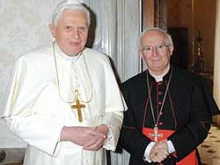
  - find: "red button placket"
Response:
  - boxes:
[157,81,164,126]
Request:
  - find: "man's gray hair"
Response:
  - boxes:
[51,0,90,26]
[138,27,173,49]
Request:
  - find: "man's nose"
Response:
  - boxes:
[152,47,159,56]
[71,29,80,39]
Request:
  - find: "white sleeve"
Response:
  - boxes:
[2,56,64,156]
[101,111,124,151]
[4,115,63,156]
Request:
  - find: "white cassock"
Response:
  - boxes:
[2,42,126,165]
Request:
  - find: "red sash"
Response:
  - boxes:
[143,127,197,165]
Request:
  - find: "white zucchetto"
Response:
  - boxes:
[67,0,83,5]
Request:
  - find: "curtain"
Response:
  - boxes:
[213,0,220,124]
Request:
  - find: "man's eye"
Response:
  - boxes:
[78,27,86,31]
[145,47,152,51]
[157,44,164,49]
[65,26,71,30]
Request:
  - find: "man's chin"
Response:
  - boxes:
[66,49,82,56]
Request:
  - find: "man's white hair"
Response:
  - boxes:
[51,0,90,26]
[138,27,174,49]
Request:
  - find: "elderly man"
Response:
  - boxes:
[120,27,218,165]
[2,1,125,165]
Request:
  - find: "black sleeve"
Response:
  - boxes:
[199,76,220,116]
[119,81,150,163]
[169,79,212,161]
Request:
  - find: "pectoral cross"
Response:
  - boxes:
[149,126,163,142]
[71,90,85,122]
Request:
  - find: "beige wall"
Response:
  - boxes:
[167,0,217,73]
[194,0,216,72]
[0,0,60,148]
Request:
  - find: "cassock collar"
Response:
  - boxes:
[148,66,173,83]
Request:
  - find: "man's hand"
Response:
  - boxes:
[150,140,169,163]
[60,125,109,151]
[83,125,109,150]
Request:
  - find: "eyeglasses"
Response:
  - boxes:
[140,44,170,54]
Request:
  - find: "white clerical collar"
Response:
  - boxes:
[152,74,164,82]
[149,66,170,82]
[54,42,81,63]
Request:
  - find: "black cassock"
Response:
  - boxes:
[120,66,219,165]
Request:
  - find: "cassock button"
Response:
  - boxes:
[158,101,162,105]
[158,82,162,85]
[159,122,163,126]
[158,91,163,95]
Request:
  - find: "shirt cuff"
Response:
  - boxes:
[102,125,113,149]
[143,142,155,162]
[167,140,175,154]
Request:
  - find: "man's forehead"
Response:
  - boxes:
[144,30,165,37]
[142,32,166,44]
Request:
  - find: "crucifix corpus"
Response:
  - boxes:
[71,90,86,122]
[149,126,163,142]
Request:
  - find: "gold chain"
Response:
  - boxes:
[52,42,93,104]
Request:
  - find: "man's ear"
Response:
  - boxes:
[49,24,57,38]
[169,45,174,56]
[139,50,144,58]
